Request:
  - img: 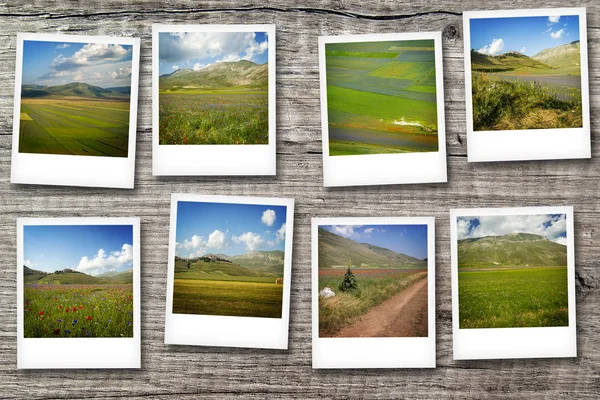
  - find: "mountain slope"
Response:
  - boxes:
[24,265,48,283]
[471,50,553,73]
[457,232,567,268]
[159,60,268,91]
[98,268,133,283]
[533,40,581,69]
[37,270,104,284]
[21,82,129,99]
[318,228,425,268]
[229,250,284,274]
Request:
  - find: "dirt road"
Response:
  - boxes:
[334,276,428,338]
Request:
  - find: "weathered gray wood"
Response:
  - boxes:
[0,1,599,398]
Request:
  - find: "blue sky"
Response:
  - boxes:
[23,225,134,276]
[175,201,287,258]
[22,40,133,88]
[457,214,567,245]
[321,224,428,260]
[470,14,580,57]
[159,31,268,75]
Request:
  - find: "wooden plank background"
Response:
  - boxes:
[1,1,599,398]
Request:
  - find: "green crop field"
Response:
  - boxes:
[19,98,130,157]
[159,90,268,145]
[325,40,439,156]
[24,284,133,338]
[458,267,569,329]
[172,278,283,318]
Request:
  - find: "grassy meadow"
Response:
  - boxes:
[19,98,130,157]
[318,269,426,336]
[158,90,268,145]
[325,40,439,156]
[458,266,569,328]
[172,258,283,318]
[24,284,133,338]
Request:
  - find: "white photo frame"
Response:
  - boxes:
[318,32,447,187]
[152,24,276,176]
[463,8,590,162]
[312,217,436,369]
[11,33,140,188]
[17,217,141,369]
[164,194,294,349]
[450,206,577,360]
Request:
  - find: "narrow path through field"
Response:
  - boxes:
[335,276,428,338]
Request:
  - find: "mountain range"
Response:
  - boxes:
[457,232,567,268]
[175,249,284,277]
[159,60,268,91]
[21,82,130,99]
[318,228,426,269]
[24,265,133,284]
[471,40,580,73]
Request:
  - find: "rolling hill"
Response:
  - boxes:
[471,50,553,73]
[318,228,425,268]
[159,60,268,91]
[21,82,130,99]
[24,265,48,283]
[174,249,284,278]
[24,266,133,284]
[229,250,284,274]
[457,232,567,268]
[533,40,581,69]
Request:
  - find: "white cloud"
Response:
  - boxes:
[551,29,564,39]
[51,43,129,71]
[275,223,286,243]
[56,43,70,49]
[554,236,568,246]
[172,64,179,70]
[478,38,504,55]
[548,15,560,24]
[331,225,362,239]
[193,62,207,71]
[543,27,552,34]
[364,228,374,234]
[261,209,276,226]
[233,232,264,251]
[76,243,133,276]
[457,214,567,244]
[24,259,37,268]
[159,31,268,64]
[207,230,226,248]
[110,67,132,80]
[519,47,527,53]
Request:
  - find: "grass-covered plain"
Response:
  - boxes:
[19,98,130,157]
[458,267,568,329]
[159,90,268,145]
[472,72,583,131]
[24,284,133,338]
[172,279,283,318]
[325,40,439,156]
[318,270,426,336]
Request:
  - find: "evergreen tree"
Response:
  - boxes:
[339,256,358,292]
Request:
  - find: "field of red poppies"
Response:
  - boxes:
[24,284,133,338]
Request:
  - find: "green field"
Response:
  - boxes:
[24,284,133,338]
[173,279,282,318]
[19,98,130,157]
[325,40,439,156]
[159,90,268,145]
[458,267,569,329]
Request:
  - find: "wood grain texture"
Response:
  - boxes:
[1,0,599,398]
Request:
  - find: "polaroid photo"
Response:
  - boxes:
[11,33,140,188]
[464,8,590,162]
[152,25,276,176]
[17,217,141,369]
[165,194,294,349]
[312,217,436,368]
[450,206,577,360]
[318,32,447,187]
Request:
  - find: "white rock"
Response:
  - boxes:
[319,287,335,299]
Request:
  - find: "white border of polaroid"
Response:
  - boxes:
[318,32,447,187]
[17,217,141,369]
[450,206,577,360]
[463,8,590,162]
[164,194,294,349]
[11,33,140,189]
[311,217,436,369]
[152,24,276,176]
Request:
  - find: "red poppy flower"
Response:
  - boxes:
[79,305,83,309]
[58,305,63,309]
[38,311,44,315]
[86,315,92,321]
[65,308,70,313]
[72,307,77,312]
[53,328,60,335]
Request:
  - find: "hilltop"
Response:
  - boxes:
[159,60,268,91]
[457,232,567,268]
[23,266,133,284]
[21,82,130,100]
[533,40,581,69]
[318,228,425,268]
[174,249,284,277]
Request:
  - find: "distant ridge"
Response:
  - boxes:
[23,266,133,284]
[458,232,567,268]
[533,40,581,69]
[21,82,129,99]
